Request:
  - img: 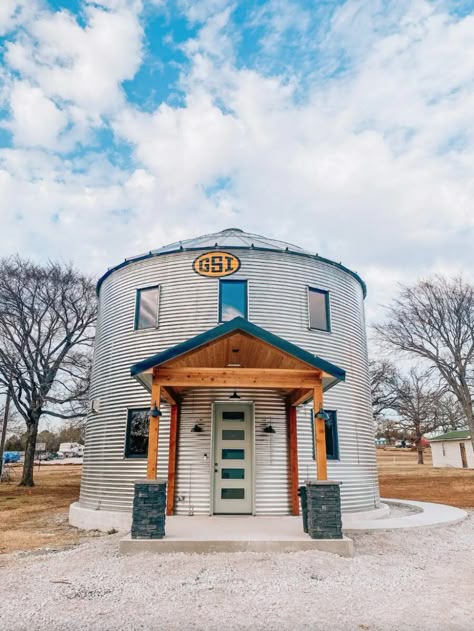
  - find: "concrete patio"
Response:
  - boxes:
[119,516,354,556]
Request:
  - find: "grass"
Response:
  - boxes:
[0,464,101,555]
[377,447,474,508]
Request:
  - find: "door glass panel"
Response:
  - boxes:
[222,430,245,440]
[222,468,245,479]
[222,448,245,459]
[222,411,245,421]
[221,488,245,499]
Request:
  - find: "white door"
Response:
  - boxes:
[213,403,253,514]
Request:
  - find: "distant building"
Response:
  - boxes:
[430,430,473,469]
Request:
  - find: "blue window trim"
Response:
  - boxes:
[218,279,248,323]
[310,409,339,460]
[308,287,331,332]
[134,285,160,331]
[124,408,149,458]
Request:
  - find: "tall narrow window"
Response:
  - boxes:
[311,410,339,460]
[125,409,149,458]
[308,287,330,331]
[135,286,160,330]
[219,280,248,322]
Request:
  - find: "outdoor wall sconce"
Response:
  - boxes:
[263,424,276,434]
[191,423,203,433]
[149,403,162,417]
[315,406,330,421]
[229,391,240,399]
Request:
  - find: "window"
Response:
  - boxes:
[222,411,245,421]
[221,488,245,499]
[308,287,330,332]
[222,468,245,479]
[222,448,245,459]
[222,430,245,440]
[311,410,339,460]
[135,286,160,330]
[219,280,247,322]
[125,409,149,458]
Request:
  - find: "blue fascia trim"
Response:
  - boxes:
[130,316,346,382]
[97,245,367,298]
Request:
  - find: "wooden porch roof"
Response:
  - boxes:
[131,318,345,406]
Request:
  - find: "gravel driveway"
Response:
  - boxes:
[0,514,473,631]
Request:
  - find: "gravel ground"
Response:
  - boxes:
[0,514,473,631]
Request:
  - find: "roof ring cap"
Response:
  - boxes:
[220,227,244,233]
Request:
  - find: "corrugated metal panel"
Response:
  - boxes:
[296,403,379,513]
[79,246,379,515]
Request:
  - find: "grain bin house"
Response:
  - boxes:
[70,228,380,532]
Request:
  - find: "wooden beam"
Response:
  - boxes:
[146,382,161,480]
[288,405,299,516]
[154,367,322,389]
[166,404,179,515]
[287,388,313,407]
[161,386,180,406]
[313,380,327,480]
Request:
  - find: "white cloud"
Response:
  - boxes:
[2,2,144,149]
[0,0,473,326]
[7,82,68,149]
[0,0,36,36]
[6,6,143,115]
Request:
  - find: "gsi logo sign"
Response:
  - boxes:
[193,252,241,278]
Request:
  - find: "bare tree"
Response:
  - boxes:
[388,367,444,464]
[374,276,474,450]
[433,394,467,433]
[0,257,97,486]
[375,416,402,445]
[369,359,398,420]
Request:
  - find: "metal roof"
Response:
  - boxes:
[97,227,367,296]
[429,429,471,442]
[147,228,309,255]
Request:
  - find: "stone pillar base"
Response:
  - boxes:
[131,479,167,539]
[305,480,343,540]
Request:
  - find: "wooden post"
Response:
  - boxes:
[166,404,179,515]
[313,380,328,480]
[146,381,161,480]
[288,405,299,516]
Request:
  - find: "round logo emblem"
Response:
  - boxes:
[193,251,241,278]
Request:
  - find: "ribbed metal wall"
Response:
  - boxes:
[79,247,379,514]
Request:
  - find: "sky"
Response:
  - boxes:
[0,0,473,324]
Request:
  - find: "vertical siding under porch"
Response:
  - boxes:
[174,388,289,516]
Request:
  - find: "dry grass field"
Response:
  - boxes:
[377,447,474,508]
[0,465,101,555]
[0,448,473,554]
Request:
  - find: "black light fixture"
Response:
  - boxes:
[229,391,240,399]
[149,402,162,417]
[315,406,330,422]
[191,423,203,433]
[263,423,276,434]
